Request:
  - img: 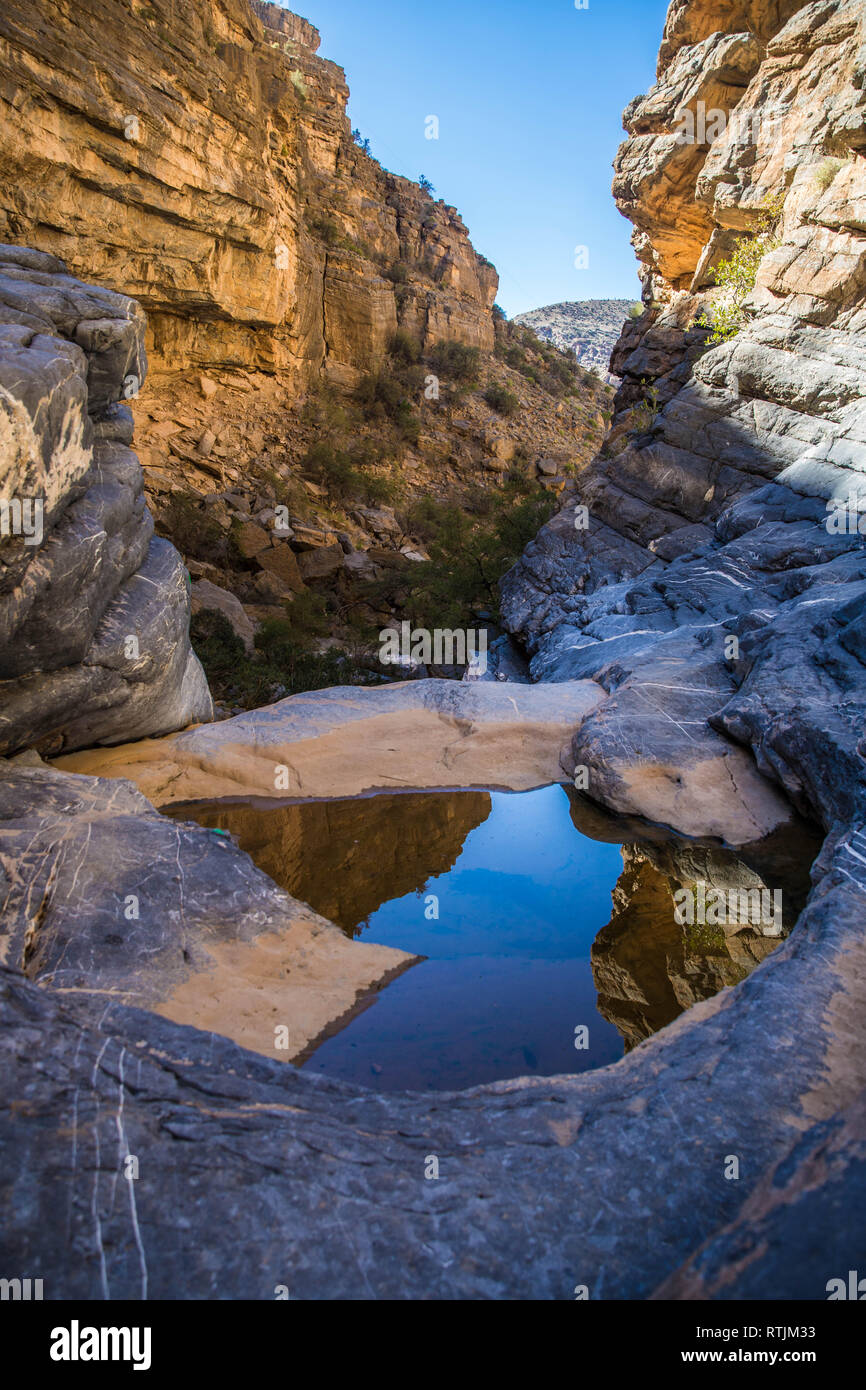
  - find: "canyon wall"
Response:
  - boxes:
[2,0,866,1301]
[0,0,497,393]
[503,0,866,842]
[0,0,608,655]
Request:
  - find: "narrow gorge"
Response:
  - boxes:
[1,0,865,1306]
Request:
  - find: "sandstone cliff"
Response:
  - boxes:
[0,0,496,384]
[0,0,610,663]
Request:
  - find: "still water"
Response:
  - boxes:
[170,784,817,1091]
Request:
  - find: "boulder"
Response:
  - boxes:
[256,543,305,592]
[234,520,271,559]
[296,543,345,581]
[0,249,212,755]
[191,579,257,654]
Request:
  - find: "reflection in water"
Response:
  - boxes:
[592,848,783,1049]
[171,789,492,933]
[168,786,820,1089]
[565,789,820,1052]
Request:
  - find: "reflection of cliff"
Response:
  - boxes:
[565,788,821,1052]
[172,790,491,935]
[591,847,782,1051]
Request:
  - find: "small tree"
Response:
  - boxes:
[696,196,785,344]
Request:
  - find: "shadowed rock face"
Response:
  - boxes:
[501,0,866,843]
[488,0,866,1292]
[651,1085,866,1301]
[166,789,492,934]
[0,246,212,754]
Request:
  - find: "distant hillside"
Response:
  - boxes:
[514,300,638,380]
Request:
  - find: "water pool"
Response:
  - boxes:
[170,783,818,1091]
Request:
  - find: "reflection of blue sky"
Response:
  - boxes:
[365,786,623,960]
[305,786,627,1091]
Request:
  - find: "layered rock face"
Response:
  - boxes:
[0,0,610,665]
[489,0,866,1291]
[3,0,866,1303]
[502,0,866,842]
[0,245,211,755]
[0,0,496,390]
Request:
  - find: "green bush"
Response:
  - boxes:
[496,338,579,398]
[428,340,481,383]
[190,609,247,688]
[401,481,555,629]
[357,369,420,439]
[157,496,224,562]
[191,606,377,709]
[307,212,340,246]
[301,440,355,498]
[696,197,785,344]
[305,212,370,258]
[484,383,520,417]
[358,472,400,505]
[388,329,421,364]
[630,379,661,433]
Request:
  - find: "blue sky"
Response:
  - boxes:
[282,0,670,316]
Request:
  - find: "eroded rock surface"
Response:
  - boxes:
[3,0,866,1301]
[502,0,866,844]
[56,678,607,806]
[0,247,212,754]
[0,759,416,1062]
[1,816,865,1298]
[653,1083,866,1300]
[0,0,497,409]
[494,0,866,1292]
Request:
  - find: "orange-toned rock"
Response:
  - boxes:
[234,521,271,559]
[0,0,497,411]
[296,543,344,581]
[256,543,305,591]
